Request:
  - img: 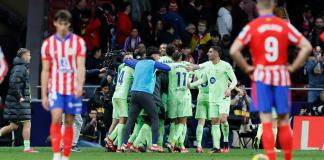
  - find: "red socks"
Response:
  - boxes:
[63,126,74,157]
[50,123,62,153]
[261,122,276,160]
[279,124,293,160]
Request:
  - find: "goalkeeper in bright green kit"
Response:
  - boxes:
[189,46,237,153]
[106,54,134,152]
[166,52,192,153]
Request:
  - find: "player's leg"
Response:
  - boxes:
[128,117,144,145]
[254,123,263,149]
[121,92,142,151]
[167,99,176,144]
[49,92,64,160]
[275,86,292,160]
[220,98,231,152]
[106,98,119,151]
[72,114,83,152]
[22,120,38,152]
[179,124,188,153]
[132,124,145,152]
[255,82,276,160]
[140,93,161,151]
[0,122,19,137]
[117,98,128,150]
[172,117,186,145]
[195,100,207,152]
[209,103,221,153]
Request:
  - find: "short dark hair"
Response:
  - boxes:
[146,46,160,57]
[166,44,176,57]
[198,19,207,26]
[210,46,222,57]
[54,10,72,22]
[172,52,183,61]
[17,48,30,57]
[120,2,131,12]
[210,30,220,37]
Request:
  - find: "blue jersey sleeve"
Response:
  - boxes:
[154,62,171,71]
[124,59,138,69]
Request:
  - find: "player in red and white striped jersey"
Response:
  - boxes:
[41,10,86,160]
[0,46,8,84]
[230,0,312,160]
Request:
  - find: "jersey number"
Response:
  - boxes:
[265,36,279,62]
[118,71,125,85]
[176,72,187,87]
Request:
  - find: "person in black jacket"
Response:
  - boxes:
[0,48,37,152]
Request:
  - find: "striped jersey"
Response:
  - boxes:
[41,33,86,95]
[236,15,304,86]
[0,47,8,83]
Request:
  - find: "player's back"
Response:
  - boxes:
[237,15,303,86]
[168,62,189,98]
[113,63,134,99]
[240,16,302,66]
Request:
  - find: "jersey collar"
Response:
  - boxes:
[258,14,275,18]
[54,32,72,41]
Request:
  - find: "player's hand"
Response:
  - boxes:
[244,65,255,75]
[42,96,49,111]
[75,87,83,98]
[186,65,193,71]
[19,97,25,103]
[187,83,191,89]
[99,67,107,73]
[287,65,295,73]
[225,88,232,97]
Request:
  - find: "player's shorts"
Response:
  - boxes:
[250,82,290,114]
[112,98,128,119]
[219,97,231,115]
[49,92,82,115]
[195,99,209,119]
[168,98,192,119]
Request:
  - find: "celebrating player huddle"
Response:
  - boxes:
[40,0,313,160]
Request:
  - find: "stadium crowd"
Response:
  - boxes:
[0,0,323,157]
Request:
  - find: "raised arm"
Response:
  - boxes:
[189,72,207,88]
[154,61,171,72]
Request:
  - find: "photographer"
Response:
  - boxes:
[79,108,103,147]
[88,81,113,145]
[305,45,324,104]
[310,91,324,116]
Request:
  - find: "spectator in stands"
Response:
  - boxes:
[217,1,233,38]
[131,0,151,24]
[190,20,211,64]
[153,20,164,46]
[159,2,186,37]
[157,22,177,45]
[71,0,89,35]
[173,38,183,51]
[134,42,146,59]
[305,45,324,104]
[84,7,101,51]
[181,24,196,48]
[97,3,115,53]
[140,11,154,46]
[182,0,202,25]
[116,2,132,48]
[220,34,232,64]
[308,17,324,46]
[301,6,314,37]
[206,31,221,49]
[86,47,103,70]
[123,27,141,52]
[310,91,324,116]
[0,48,37,152]
[242,0,257,22]
[231,1,249,39]
[79,108,102,147]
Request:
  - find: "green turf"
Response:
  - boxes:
[0,147,323,160]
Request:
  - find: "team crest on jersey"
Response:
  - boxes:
[210,77,216,84]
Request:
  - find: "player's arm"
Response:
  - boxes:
[229,40,254,74]
[189,71,207,88]
[288,37,312,73]
[76,56,86,98]
[225,65,238,97]
[124,59,138,68]
[41,60,50,111]
[154,61,171,72]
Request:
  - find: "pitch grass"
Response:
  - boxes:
[0,147,323,160]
